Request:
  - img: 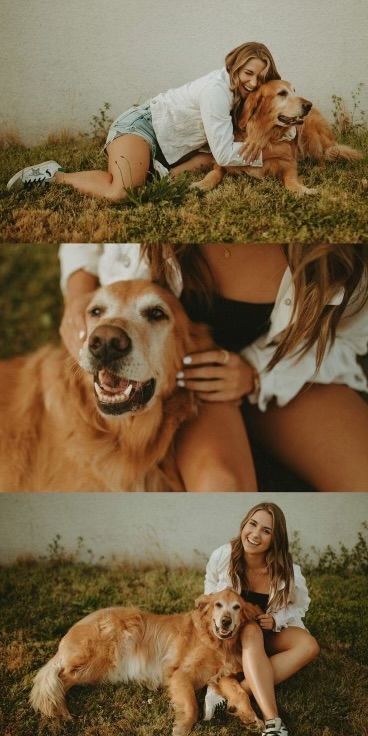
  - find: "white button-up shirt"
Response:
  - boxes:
[59,243,368,411]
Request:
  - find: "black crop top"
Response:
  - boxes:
[242,590,269,612]
[181,292,274,352]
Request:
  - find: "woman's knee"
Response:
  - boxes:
[304,635,320,662]
[188,460,256,492]
[241,622,264,647]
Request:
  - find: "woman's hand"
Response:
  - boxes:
[59,291,95,360]
[177,349,256,402]
[256,613,275,631]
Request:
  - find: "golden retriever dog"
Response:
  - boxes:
[30,589,263,735]
[193,80,363,196]
[0,280,213,492]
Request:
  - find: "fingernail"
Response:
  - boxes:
[176,371,184,378]
[183,355,192,364]
[79,329,86,340]
[177,380,185,387]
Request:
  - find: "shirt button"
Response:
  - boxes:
[284,298,292,306]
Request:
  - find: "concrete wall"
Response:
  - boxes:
[1,0,367,144]
[1,493,367,566]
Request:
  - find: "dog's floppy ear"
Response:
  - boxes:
[240,600,261,623]
[238,88,262,130]
[195,593,212,612]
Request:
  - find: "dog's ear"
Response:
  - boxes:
[238,89,262,130]
[195,594,211,612]
[240,600,260,623]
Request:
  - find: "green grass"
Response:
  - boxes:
[1,126,367,244]
[1,554,367,736]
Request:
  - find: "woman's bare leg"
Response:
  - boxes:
[240,627,320,696]
[245,384,368,491]
[240,623,278,720]
[175,402,258,491]
[170,152,214,178]
[53,134,151,201]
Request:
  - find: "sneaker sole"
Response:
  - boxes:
[6,160,59,191]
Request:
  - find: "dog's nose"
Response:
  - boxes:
[220,616,232,629]
[302,100,312,114]
[88,325,131,363]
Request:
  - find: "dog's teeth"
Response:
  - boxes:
[123,384,133,398]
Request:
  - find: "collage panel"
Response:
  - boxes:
[0,243,367,492]
[1,491,368,736]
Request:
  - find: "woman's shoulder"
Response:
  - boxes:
[208,542,232,565]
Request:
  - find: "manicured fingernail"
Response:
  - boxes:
[183,355,192,364]
[177,380,185,387]
[176,371,184,378]
[79,329,86,340]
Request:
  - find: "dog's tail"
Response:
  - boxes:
[323,144,363,162]
[30,655,71,719]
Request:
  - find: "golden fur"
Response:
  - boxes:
[30,589,262,736]
[0,280,213,492]
[193,80,363,195]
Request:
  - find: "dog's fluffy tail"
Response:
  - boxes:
[323,144,363,161]
[30,655,70,719]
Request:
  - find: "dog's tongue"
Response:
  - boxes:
[98,369,130,394]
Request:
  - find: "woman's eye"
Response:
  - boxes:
[144,306,169,322]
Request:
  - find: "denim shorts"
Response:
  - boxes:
[104,102,159,158]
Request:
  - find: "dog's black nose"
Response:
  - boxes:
[302,101,312,114]
[88,325,131,363]
[220,616,232,629]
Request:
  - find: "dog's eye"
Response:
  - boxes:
[88,306,104,317]
[277,90,288,97]
[233,604,241,611]
[143,306,169,322]
[215,602,223,609]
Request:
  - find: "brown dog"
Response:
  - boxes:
[0,280,213,492]
[193,80,363,195]
[30,589,263,736]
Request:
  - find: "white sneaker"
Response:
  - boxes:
[203,686,226,720]
[7,160,63,191]
[152,159,169,179]
[262,717,288,736]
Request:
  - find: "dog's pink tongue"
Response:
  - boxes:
[98,370,130,394]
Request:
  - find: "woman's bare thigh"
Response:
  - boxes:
[106,134,151,190]
[245,384,368,491]
[175,401,258,491]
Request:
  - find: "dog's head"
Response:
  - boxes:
[195,589,258,641]
[239,79,312,132]
[78,279,212,417]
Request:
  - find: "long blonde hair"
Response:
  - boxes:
[225,42,281,128]
[229,502,294,610]
[142,244,368,371]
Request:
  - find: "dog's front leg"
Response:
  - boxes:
[167,671,199,736]
[215,676,263,730]
[189,164,225,191]
[281,162,317,196]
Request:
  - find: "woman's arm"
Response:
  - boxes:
[271,567,311,632]
[199,84,262,167]
[204,544,233,593]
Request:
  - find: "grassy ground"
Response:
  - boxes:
[0,126,367,244]
[0,243,367,492]
[1,540,368,736]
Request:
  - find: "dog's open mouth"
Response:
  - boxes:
[94,369,156,416]
[278,114,305,126]
[214,622,237,640]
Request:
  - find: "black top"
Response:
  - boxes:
[242,590,269,612]
[181,292,274,352]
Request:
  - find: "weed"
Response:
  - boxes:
[88,102,113,141]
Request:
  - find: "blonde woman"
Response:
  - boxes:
[7,43,279,198]
[204,502,319,736]
[59,243,368,491]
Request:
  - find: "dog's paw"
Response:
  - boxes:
[189,180,207,191]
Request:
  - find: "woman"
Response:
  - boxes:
[59,243,368,491]
[7,43,279,199]
[204,502,320,736]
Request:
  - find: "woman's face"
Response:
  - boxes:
[241,510,273,555]
[238,57,267,98]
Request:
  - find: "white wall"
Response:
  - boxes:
[1,0,367,144]
[0,493,367,566]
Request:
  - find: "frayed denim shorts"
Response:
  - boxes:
[104,102,159,158]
